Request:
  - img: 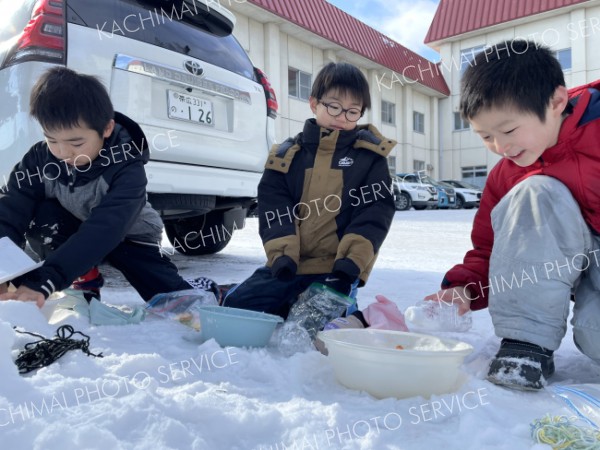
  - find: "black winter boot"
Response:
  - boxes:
[487,338,555,390]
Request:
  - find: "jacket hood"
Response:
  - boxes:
[302,118,359,150]
[301,119,396,157]
[104,111,149,164]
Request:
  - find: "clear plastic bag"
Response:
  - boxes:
[286,283,356,340]
[530,384,600,449]
[146,289,218,331]
[404,300,472,332]
[551,384,600,429]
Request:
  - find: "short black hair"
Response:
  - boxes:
[30,67,114,136]
[460,40,565,122]
[310,62,371,113]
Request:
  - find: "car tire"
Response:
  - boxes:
[455,195,464,209]
[413,205,427,210]
[164,210,233,255]
[395,192,412,211]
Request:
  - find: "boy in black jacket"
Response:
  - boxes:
[0,67,209,308]
[225,62,396,324]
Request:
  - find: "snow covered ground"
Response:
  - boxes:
[1,209,598,450]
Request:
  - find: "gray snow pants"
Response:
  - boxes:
[489,175,600,363]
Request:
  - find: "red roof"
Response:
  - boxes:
[425,0,591,44]
[248,0,450,96]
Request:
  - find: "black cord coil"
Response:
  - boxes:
[14,325,103,374]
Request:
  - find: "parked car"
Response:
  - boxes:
[440,180,482,209]
[439,181,458,208]
[0,0,278,255]
[394,173,438,211]
[434,184,451,209]
[418,175,456,209]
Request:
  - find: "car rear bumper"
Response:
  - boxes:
[412,200,438,207]
[145,161,262,198]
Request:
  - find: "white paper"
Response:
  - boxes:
[0,237,43,284]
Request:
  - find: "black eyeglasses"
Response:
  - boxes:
[318,100,362,122]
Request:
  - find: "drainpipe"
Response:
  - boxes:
[438,97,443,179]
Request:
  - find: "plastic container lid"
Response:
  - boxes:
[198,305,283,348]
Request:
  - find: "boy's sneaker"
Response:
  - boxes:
[71,267,104,302]
[186,276,221,302]
[314,315,365,355]
[486,338,555,391]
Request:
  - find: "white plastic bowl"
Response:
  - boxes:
[317,328,473,399]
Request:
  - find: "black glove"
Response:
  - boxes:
[322,272,354,296]
[271,255,297,282]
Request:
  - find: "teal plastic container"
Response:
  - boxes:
[198,306,283,347]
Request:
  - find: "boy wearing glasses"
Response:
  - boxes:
[224,62,396,328]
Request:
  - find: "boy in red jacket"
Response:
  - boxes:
[425,40,600,390]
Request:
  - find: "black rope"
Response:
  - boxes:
[13,325,103,374]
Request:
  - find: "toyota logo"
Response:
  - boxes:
[184,60,203,76]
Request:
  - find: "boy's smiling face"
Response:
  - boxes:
[469,86,569,167]
[309,89,363,132]
[44,120,114,167]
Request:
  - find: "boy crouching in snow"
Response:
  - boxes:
[0,67,217,309]
[425,40,600,390]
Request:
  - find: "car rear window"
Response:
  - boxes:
[66,0,256,80]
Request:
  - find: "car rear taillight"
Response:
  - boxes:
[254,67,278,119]
[2,0,66,68]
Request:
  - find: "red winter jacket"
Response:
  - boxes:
[442,80,600,310]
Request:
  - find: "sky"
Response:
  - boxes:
[327,0,442,62]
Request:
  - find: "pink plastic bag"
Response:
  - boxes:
[363,295,409,331]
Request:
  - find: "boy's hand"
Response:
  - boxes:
[424,286,473,316]
[0,283,7,295]
[0,286,45,308]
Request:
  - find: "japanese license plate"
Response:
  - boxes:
[167,90,214,126]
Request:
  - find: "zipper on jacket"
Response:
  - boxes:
[68,169,76,193]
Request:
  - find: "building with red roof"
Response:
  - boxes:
[224,0,599,187]
[226,0,450,177]
[425,0,600,186]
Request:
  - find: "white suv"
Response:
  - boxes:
[394,173,438,211]
[0,0,277,254]
[441,180,482,209]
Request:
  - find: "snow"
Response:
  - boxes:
[1,209,599,450]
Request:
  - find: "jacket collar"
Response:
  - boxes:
[301,118,359,151]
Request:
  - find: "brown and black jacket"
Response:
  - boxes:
[258,118,396,286]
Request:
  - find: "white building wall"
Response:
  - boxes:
[436,2,600,184]
[226,5,444,178]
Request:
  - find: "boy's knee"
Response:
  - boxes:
[573,327,600,364]
[510,176,573,207]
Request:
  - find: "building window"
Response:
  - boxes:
[454,112,470,131]
[460,46,485,75]
[381,100,396,125]
[413,111,424,133]
[462,165,487,178]
[387,156,396,171]
[413,160,425,172]
[553,48,572,71]
[288,68,311,100]
[461,165,488,187]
